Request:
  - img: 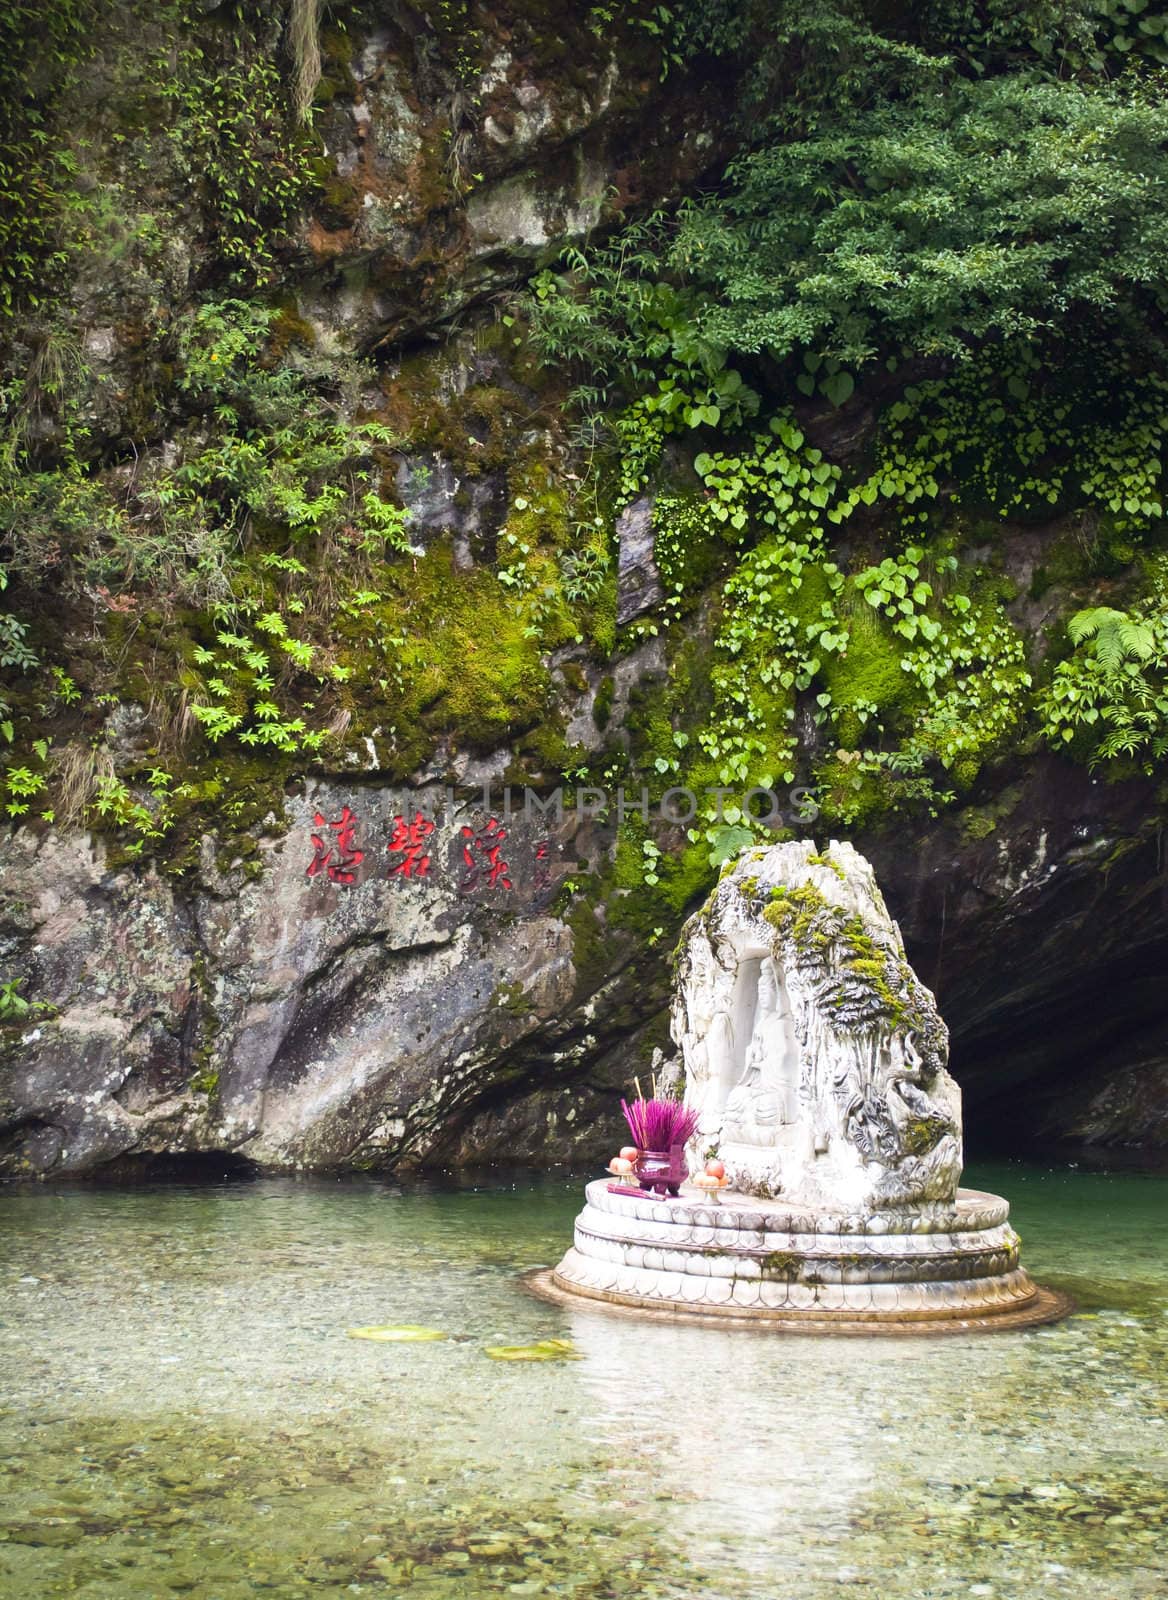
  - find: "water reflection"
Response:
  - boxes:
[569,1306,886,1576]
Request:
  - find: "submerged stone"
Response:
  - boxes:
[345,1324,449,1342]
[483,1339,579,1361]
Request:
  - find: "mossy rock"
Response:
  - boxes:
[346,1325,449,1342]
[335,547,564,770]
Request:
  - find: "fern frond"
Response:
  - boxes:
[1067,605,1117,645]
[1117,619,1155,661]
[1068,606,1155,671]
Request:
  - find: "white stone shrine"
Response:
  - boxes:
[533,840,1069,1331]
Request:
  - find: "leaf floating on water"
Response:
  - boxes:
[345,1324,449,1342]
[483,1338,580,1362]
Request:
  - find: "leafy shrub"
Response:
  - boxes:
[1040,576,1168,771]
[534,73,1168,383]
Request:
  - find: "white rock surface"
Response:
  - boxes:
[672,839,962,1208]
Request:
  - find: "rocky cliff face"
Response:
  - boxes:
[4,757,1162,1177]
[0,779,665,1175]
[1,1,1165,1176]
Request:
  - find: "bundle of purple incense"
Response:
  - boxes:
[621,1096,700,1152]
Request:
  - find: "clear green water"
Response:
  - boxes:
[1,1161,1165,1599]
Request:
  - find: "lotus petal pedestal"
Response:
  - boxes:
[530,1180,1071,1334]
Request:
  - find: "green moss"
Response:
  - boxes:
[652,492,738,612]
[812,755,923,830]
[807,849,846,880]
[761,1251,800,1278]
[608,817,715,940]
[584,576,618,658]
[505,472,570,549]
[900,1117,946,1156]
[565,898,611,1002]
[659,839,717,914]
[492,980,533,1018]
[563,875,672,1041]
[624,676,677,759]
[822,597,918,745]
[841,948,925,1033]
[312,171,362,229]
[961,810,997,839]
[593,675,615,730]
[950,755,980,790]
[1028,563,1051,601]
[763,881,829,942]
[763,883,928,1033]
[338,548,556,770]
[160,750,289,879]
[377,342,557,478]
[186,951,223,1093]
[958,783,1023,843]
[611,828,647,894]
[320,23,354,67]
[189,1066,220,1097]
[513,715,572,776]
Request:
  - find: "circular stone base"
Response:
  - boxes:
[530,1181,1074,1335]
[524,1268,1073,1335]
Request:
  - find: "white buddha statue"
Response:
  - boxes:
[723,959,800,1146]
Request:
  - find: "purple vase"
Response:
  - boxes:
[635,1146,688,1197]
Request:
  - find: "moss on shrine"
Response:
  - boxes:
[901,1117,947,1156]
[760,1251,800,1279]
[807,849,846,881]
[763,881,927,1033]
[763,882,830,942]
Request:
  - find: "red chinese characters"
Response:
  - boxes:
[307,805,365,885]
[387,811,435,879]
[460,816,512,893]
[307,805,538,896]
[533,837,552,893]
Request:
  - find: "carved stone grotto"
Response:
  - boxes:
[533,841,1071,1332]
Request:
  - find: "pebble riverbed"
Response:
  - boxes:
[1,1161,1165,1599]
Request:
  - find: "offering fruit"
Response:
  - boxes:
[609,1156,634,1175]
[705,1159,726,1180]
[619,1146,640,1163]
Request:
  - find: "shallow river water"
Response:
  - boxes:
[1,1160,1165,1599]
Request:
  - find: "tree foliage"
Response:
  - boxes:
[533,1,1168,380]
[675,76,1168,367]
[529,0,1168,806]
